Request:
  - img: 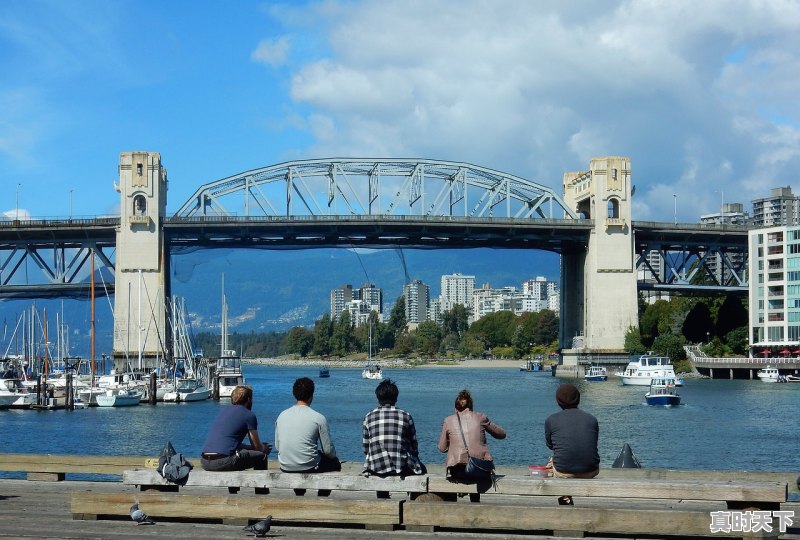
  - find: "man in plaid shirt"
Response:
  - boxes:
[362,379,427,477]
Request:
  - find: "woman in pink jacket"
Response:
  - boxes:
[438,389,507,482]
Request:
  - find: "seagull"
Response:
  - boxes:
[129,500,155,525]
[243,515,272,537]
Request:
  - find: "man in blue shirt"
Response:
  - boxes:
[200,385,271,471]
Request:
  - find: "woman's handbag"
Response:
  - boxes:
[456,414,494,481]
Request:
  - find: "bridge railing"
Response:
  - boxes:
[692,356,799,365]
[0,217,120,228]
[165,214,592,227]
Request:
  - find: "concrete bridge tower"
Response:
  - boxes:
[113,151,169,370]
[559,156,638,367]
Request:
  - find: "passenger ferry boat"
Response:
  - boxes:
[645,377,681,406]
[616,353,683,386]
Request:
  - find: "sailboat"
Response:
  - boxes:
[216,275,245,398]
[361,321,383,380]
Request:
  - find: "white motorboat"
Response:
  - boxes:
[0,377,36,408]
[162,378,211,402]
[362,363,383,380]
[95,387,142,407]
[756,366,781,383]
[216,279,245,398]
[616,353,683,386]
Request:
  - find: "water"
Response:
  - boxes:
[1,366,798,472]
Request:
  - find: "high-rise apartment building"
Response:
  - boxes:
[748,225,800,349]
[752,187,800,228]
[404,279,430,324]
[330,283,382,324]
[440,273,475,313]
[330,284,354,318]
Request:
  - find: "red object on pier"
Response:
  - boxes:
[780,349,791,356]
[761,349,772,356]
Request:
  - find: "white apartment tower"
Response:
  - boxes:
[749,225,800,349]
[440,273,475,313]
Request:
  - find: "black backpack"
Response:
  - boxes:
[157,441,193,484]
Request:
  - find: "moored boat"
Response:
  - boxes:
[319,366,330,378]
[95,388,142,407]
[584,365,608,382]
[756,366,781,383]
[0,377,36,408]
[162,378,211,402]
[645,377,681,406]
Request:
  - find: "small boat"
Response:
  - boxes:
[756,366,781,383]
[783,374,800,383]
[616,353,684,386]
[95,388,142,407]
[362,363,383,380]
[584,365,608,382]
[216,354,245,398]
[645,377,681,406]
[162,378,211,402]
[519,359,543,372]
[319,366,330,378]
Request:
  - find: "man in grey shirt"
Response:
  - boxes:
[275,377,340,473]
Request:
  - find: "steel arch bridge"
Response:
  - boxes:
[175,158,578,220]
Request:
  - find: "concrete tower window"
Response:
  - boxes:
[607,198,619,218]
[133,194,147,216]
[137,163,143,175]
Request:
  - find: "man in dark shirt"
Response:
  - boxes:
[201,385,271,471]
[544,383,599,479]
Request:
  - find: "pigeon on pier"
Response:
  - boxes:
[129,501,155,525]
[243,515,272,537]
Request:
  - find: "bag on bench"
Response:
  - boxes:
[157,441,193,485]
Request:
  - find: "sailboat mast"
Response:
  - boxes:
[221,274,227,356]
[137,269,142,371]
[91,250,95,385]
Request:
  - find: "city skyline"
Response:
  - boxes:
[1,1,797,224]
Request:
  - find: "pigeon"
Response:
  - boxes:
[243,515,272,537]
[129,501,155,525]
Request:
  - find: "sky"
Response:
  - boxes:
[1,0,800,223]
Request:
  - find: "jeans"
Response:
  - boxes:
[200,449,268,472]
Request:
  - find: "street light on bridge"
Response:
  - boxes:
[673,194,677,225]
[69,189,73,219]
[16,183,21,221]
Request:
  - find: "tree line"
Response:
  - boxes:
[194,295,560,360]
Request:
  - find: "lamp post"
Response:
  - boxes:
[673,194,677,225]
[15,183,21,220]
[69,189,73,219]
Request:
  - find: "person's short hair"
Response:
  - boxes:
[375,379,399,405]
[293,377,315,402]
[454,389,473,411]
[231,385,252,406]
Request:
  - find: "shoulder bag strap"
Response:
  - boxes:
[455,413,470,456]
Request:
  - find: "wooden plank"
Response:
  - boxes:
[123,468,428,493]
[27,472,65,482]
[71,492,401,526]
[403,501,781,538]
[428,476,788,503]
[0,453,152,474]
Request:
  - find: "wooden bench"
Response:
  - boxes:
[404,474,789,537]
[0,453,153,481]
[122,467,428,497]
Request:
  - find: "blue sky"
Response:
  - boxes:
[2,0,799,222]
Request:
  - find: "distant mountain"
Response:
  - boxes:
[0,247,559,356]
[170,247,560,332]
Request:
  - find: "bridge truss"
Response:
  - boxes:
[176,158,578,220]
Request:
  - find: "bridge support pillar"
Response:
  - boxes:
[112,152,169,372]
[559,157,638,367]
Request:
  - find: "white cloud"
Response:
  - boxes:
[271,0,800,220]
[252,36,291,67]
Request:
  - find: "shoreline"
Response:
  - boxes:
[244,358,526,369]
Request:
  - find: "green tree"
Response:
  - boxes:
[285,326,313,357]
[640,300,672,346]
[468,311,516,347]
[681,301,713,343]
[384,295,407,348]
[439,332,461,356]
[311,313,333,356]
[724,326,749,355]
[652,333,685,364]
[715,296,748,339]
[330,311,352,356]
[623,325,647,354]
[459,334,485,358]
[414,320,442,357]
[532,310,559,345]
[442,304,469,336]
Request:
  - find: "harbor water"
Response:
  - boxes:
[0,365,797,472]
